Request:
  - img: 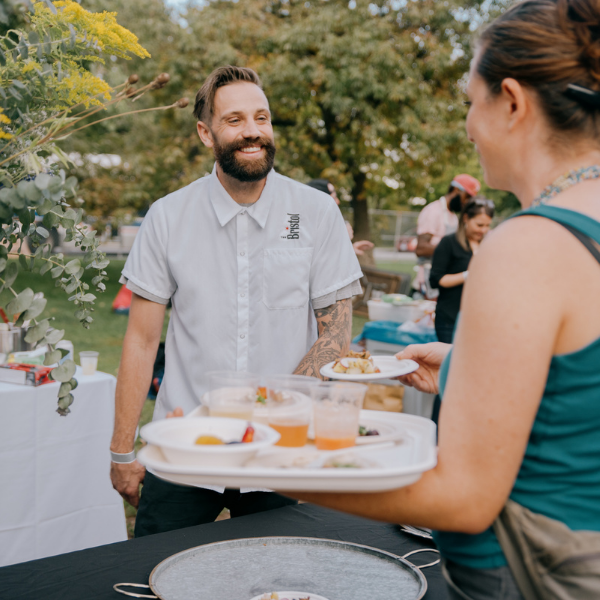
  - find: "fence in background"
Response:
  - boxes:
[340,208,420,249]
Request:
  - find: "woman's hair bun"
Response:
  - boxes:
[477,0,600,138]
[559,0,600,83]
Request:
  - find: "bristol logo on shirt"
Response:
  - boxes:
[280,213,300,240]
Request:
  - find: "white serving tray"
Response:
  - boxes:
[137,411,437,493]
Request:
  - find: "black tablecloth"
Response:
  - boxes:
[0,504,449,600]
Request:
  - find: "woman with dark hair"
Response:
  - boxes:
[284,1,600,598]
[429,198,495,343]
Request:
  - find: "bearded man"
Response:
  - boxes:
[109,66,363,535]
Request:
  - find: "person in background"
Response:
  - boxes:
[429,198,495,343]
[307,179,374,256]
[413,174,481,297]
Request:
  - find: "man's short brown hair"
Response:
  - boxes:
[193,66,262,123]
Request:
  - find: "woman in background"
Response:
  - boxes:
[429,199,494,343]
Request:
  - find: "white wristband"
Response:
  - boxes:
[463,271,468,281]
[111,450,136,464]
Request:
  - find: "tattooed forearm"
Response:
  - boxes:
[294,298,352,379]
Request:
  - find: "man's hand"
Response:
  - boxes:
[110,461,146,508]
[395,342,452,395]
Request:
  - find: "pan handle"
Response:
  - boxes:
[113,583,158,598]
[402,548,441,569]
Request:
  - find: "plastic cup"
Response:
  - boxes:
[206,371,259,420]
[79,351,99,376]
[265,375,317,448]
[311,382,367,450]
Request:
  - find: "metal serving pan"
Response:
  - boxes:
[114,536,439,600]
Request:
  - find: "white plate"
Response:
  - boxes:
[138,411,437,492]
[320,356,418,381]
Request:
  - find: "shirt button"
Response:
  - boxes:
[240,293,245,297]
[240,251,245,256]
[240,211,246,216]
[240,334,245,339]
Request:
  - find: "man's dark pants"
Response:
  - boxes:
[134,472,298,537]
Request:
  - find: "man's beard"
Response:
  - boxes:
[448,193,463,213]
[213,135,276,182]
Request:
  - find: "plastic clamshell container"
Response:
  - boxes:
[367,300,424,323]
[140,417,280,467]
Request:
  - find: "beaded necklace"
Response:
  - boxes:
[531,165,600,206]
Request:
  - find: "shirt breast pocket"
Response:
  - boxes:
[263,247,313,310]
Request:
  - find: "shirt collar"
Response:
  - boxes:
[208,163,275,229]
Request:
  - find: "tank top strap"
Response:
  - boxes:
[512,205,600,245]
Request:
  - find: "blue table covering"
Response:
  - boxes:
[354,320,438,346]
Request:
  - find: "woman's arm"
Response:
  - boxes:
[438,272,467,288]
[288,220,564,534]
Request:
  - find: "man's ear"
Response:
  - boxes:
[197,121,214,148]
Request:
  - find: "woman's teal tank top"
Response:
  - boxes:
[433,205,600,569]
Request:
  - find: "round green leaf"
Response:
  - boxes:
[6,287,34,314]
[64,259,81,275]
[4,261,19,287]
[57,393,74,415]
[23,296,47,320]
[42,211,59,229]
[69,377,78,391]
[0,258,6,273]
[51,359,76,383]
[45,328,65,345]
[34,173,52,190]
[58,382,72,398]
[44,349,62,366]
[24,319,49,344]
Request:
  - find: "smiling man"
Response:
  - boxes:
[109,66,363,535]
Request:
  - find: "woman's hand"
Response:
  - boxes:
[395,342,452,394]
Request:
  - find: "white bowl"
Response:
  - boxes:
[140,417,280,467]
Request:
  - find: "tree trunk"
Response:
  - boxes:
[351,172,375,267]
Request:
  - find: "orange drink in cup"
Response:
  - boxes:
[266,375,316,448]
[311,382,367,451]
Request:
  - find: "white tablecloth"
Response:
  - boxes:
[0,367,127,567]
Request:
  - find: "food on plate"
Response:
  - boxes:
[241,424,255,443]
[194,423,255,445]
[194,435,224,445]
[256,386,267,405]
[331,350,381,375]
[358,425,380,437]
[322,453,379,469]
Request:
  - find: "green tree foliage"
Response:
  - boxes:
[71,0,518,238]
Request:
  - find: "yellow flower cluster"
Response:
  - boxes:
[0,109,13,140]
[56,69,111,108]
[33,0,151,60]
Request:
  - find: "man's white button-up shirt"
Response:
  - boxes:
[121,166,363,422]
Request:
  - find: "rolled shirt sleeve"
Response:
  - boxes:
[309,200,363,300]
[119,200,177,303]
